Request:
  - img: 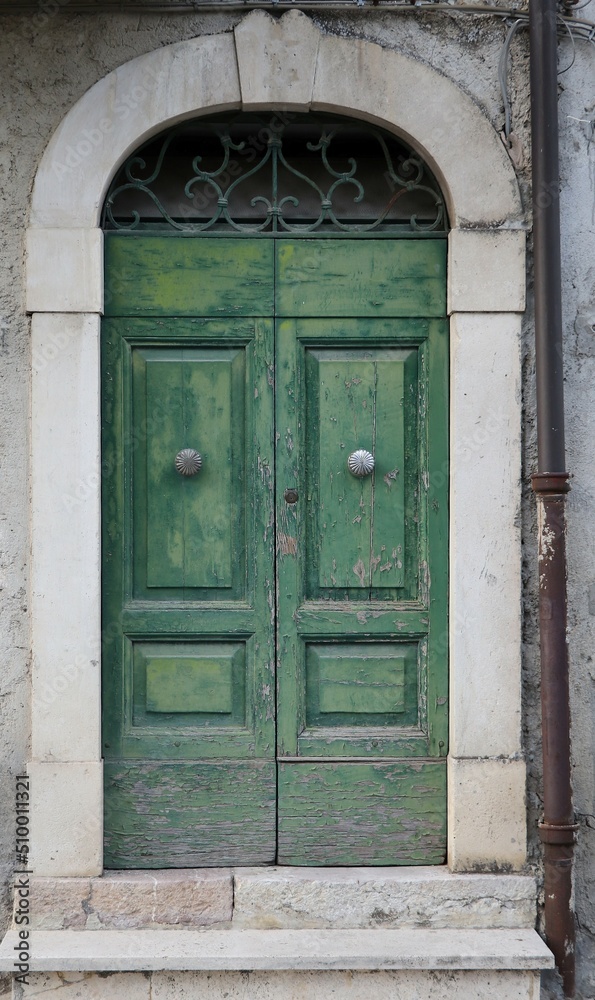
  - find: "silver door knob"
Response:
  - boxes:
[175,449,202,476]
[348,449,375,477]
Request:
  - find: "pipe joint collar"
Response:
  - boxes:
[539,821,579,845]
[531,472,571,496]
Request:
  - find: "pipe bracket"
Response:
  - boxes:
[539,821,579,845]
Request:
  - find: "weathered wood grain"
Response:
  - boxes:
[277,761,446,865]
[276,239,446,318]
[104,236,274,316]
[104,761,276,868]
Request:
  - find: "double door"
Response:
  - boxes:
[102,236,448,867]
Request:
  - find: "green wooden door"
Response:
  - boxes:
[102,235,448,867]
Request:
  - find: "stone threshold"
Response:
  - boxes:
[0,928,553,973]
[21,867,539,931]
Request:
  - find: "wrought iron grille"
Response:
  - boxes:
[102,114,447,235]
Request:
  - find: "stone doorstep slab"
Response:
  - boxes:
[232,867,537,930]
[21,868,537,931]
[23,870,233,930]
[0,928,554,973]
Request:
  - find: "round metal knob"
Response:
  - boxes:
[348,449,375,478]
[175,449,202,476]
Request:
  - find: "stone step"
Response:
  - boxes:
[0,927,553,973]
[22,867,537,931]
[232,866,538,930]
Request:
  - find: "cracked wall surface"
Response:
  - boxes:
[0,7,593,999]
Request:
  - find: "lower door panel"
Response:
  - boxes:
[104,760,276,868]
[277,761,446,865]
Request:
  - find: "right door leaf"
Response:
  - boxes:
[275,239,449,865]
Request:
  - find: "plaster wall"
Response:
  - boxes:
[553,40,595,999]
[0,6,593,999]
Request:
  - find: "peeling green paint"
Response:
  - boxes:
[102,236,448,866]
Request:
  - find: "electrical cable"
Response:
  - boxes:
[498,18,524,138]
[557,12,577,71]
[496,11,593,139]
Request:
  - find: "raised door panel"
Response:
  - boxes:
[306,348,410,596]
[133,347,243,598]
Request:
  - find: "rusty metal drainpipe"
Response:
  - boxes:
[529,0,578,993]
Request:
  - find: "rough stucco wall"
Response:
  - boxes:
[558,40,595,999]
[0,7,592,998]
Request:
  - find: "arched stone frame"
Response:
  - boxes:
[26,10,527,877]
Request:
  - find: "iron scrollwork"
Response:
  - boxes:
[103,117,446,235]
